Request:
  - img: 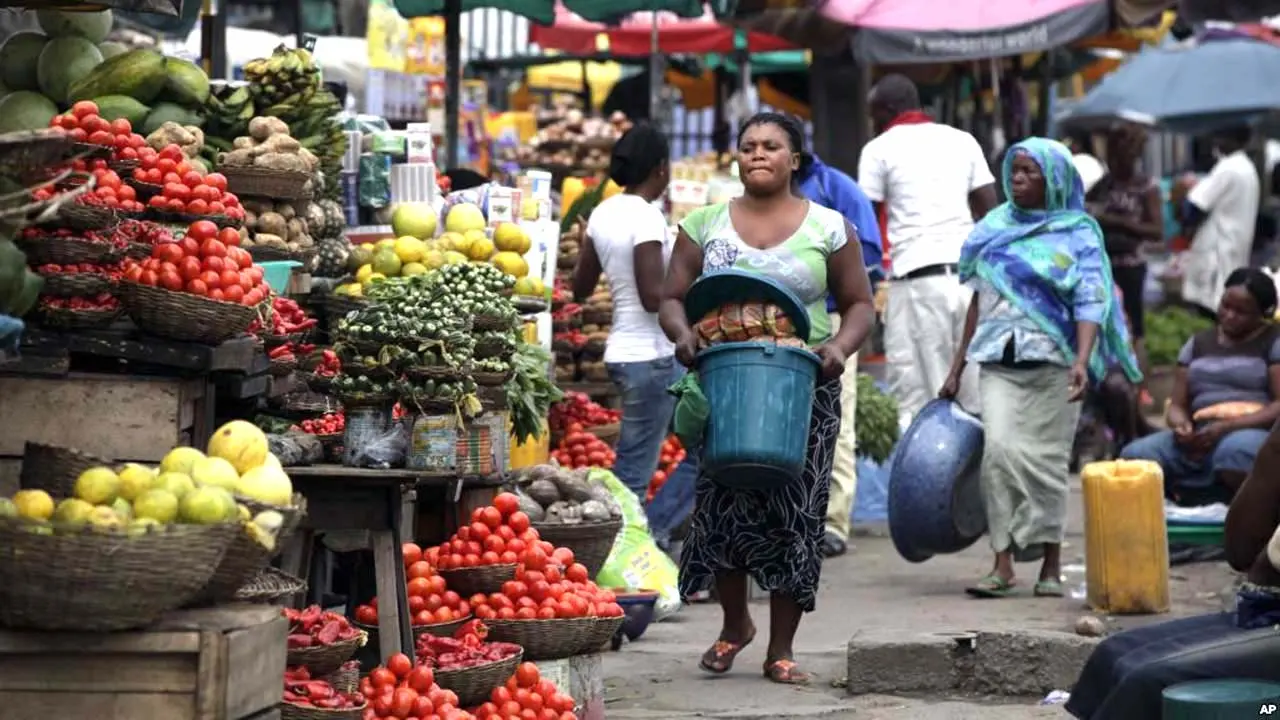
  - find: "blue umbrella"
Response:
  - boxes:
[1058,37,1280,133]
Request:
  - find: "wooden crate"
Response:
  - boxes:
[0,605,286,720]
[0,373,204,493]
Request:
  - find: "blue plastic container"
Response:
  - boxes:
[1163,679,1280,719]
[258,260,301,294]
[683,269,813,343]
[888,399,987,563]
[697,341,820,489]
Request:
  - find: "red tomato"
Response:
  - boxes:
[507,511,531,534]
[139,269,158,286]
[166,197,186,212]
[201,239,228,258]
[187,219,218,242]
[178,256,202,281]
[109,118,132,135]
[203,256,225,273]
[218,226,241,248]
[56,114,79,130]
[494,493,520,517]
[354,604,377,624]
[386,652,413,678]
[159,144,184,162]
[185,198,209,216]
[70,101,98,119]
[222,284,244,303]
[154,243,184,264]
[403,543,423,566]
[208,288,224,301]
[198,270,221,289]
[180,170,203,187]
[204,172,228,192]
[243,288,264,306]
[159,270,183,291]
[179,236,200,257]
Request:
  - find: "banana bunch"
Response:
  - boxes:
[0,238,42,318]
[203,84,255,148]
[244,45,323,110]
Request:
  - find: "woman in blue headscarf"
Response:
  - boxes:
[939,137,1141,598]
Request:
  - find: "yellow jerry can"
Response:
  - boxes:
[1082,459,1171,614]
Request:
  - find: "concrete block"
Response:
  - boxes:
[846,630,964,695]
[965,630,1099,696]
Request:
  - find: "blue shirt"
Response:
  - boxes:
[965,276,1068,367]
[796,156,884,312]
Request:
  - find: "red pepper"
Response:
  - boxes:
[268,345,293,359]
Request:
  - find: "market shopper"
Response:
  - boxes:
[572,123,698,502]
[1180,125,1260,316]
[940,138,1141,598]
[860,73,998,423]
[1088,123,1162,395]
[660,112,876,684]
[795,152,884,557]
[1066,421,1280,719]
[1119,268,1280,504]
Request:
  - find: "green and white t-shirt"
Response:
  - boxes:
[679,201,849,343]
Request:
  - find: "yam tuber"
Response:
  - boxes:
[248,116,290,142]
[218,148,254,167]
[146,121,196,152]
[232,136,254,150]
[253,135,302,156]
[254,233,288,249]
[256,211,288,237]
[254,152,309,173]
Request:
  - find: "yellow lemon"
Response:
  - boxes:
[355,263,375,283]
[74,466,121,505]
[13,489,55,521]
[393,236,426,264]
[160,446,205,476]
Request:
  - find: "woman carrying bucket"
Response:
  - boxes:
[659,112,876,684]
[938,138,1141,598]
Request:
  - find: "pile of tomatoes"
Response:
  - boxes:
[48,101,147,158]
[469,555,623,622]
[647,434,687,502]
[38,294,119,312]
[296,411,345,437]
[357,653,471,720]
[472,661,578,720]
[355,546,472,628]
[123,219,268,305]
[131,145,245,221]
[34,260,127,282]
[431,492,534,571]
[548,392,620,432]
[550,426,616,470]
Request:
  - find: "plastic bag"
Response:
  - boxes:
[741,301,766,338]
[851,454,891,524]
[668,373,708,449]
[590,468,682,620]
[762,303,796,337]
[694,310,724,348]
[357,153,392,209]
[343,408,408,468]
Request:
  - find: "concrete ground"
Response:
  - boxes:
[599,481,1238,719]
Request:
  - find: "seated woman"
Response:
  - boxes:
[1119,268,1280,504]
[1065,422,1280,719]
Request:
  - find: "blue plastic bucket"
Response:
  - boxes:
[697,341,820,489]
[258,260,301,294]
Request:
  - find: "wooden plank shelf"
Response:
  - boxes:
[15,327,265,375]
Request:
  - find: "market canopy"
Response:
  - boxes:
[716,0,1171,61]
[531,3,793,54]
[393,0,704,24]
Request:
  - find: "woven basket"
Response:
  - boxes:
[109,158,140,174]
[248,245,296,262]
[235,566,308,604]
[473,337,514,359]
[474,314,516,332]
[123,242,153,260]
[35,304,121,330]
[222,166,312,200]
[324,295,368,328]
[321,664,360,695]
[456,422,494,476]
[270,357,298,377]
[405,365,466,382]
[472,370,512,387]
[125,179,163,201]
[17,234,120,265]
[286,630,368,675]
[434,649,523,707]
[49,202,117,231]
[586,423,621,446]
[190,494,307,605]
[437,564,515,596]
[144,209,243,229]
[118,281,259,344]
[484,616,601,660]
[18,442,112,497]
[531,520,622,578]
[512,297,548,315]
[263,331,309,349]
[336,392,395,408]
[70,142,111,160]
[0,129,74,177]
[279,701,366,720]
[0,518,238,631]
[307,373,334,394]
[587,615,625,652]
[356,613,470,644]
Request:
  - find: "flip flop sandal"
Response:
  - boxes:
[699,632,755,674]
[965,574,1017,598]
[763,658,812,685]
[1034,579,1065,597]
[821,532,848,558]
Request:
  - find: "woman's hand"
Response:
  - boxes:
[1190,422,1229,451]
[938,367,962,400]
[674,330,699,368]
[1067,362,1088,402]
[815,343,847,379]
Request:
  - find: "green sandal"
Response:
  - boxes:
[1034,579,1065,597]
[965,574,1017,598]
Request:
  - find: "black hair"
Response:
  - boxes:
[738,111,811,175]
[1216,124,1253,148]
[444,168,489,192]
[608,122,669,187]
[870,74,921,114]
[1224,267,1278,316]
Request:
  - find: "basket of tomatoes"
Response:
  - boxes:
[353,546,473,640]
[117,219,268,344]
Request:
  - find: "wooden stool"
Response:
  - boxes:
[1162,679,1280,719]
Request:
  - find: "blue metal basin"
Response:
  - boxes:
[888,399,988,563]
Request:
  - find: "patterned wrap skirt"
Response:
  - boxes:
[677,377,841,612]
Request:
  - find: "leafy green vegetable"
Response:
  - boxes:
[1144,307,1212,367]
[506,342,563,444]
[855,373,898,463]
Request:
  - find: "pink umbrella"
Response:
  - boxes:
[817,0,1109,62]
[531,3,795,55]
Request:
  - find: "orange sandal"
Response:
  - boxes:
[763,658,811,685]
[699,632,755,674]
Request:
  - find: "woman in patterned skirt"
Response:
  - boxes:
[658,112,876,684]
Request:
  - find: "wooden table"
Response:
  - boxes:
[280,465,503,662]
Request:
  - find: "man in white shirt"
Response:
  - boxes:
[1182,126,1261,314]
[858,74,997,422]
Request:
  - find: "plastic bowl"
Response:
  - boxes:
[611,589,659,645]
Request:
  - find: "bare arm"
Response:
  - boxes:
[658,229,703,343]
[825,221,876,357]
[968,184,998,221]
[633,241,665,313]
[572,223,603,303]
[1167,367,1193,432]
[1224,421,1280,572]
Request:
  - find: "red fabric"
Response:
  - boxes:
[529,4,793,55]
[871,111,933,272]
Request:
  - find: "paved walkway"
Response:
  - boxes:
[600,482,1237,718]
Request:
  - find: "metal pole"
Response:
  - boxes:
[648,13,663,123]
[444,0,462,169]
